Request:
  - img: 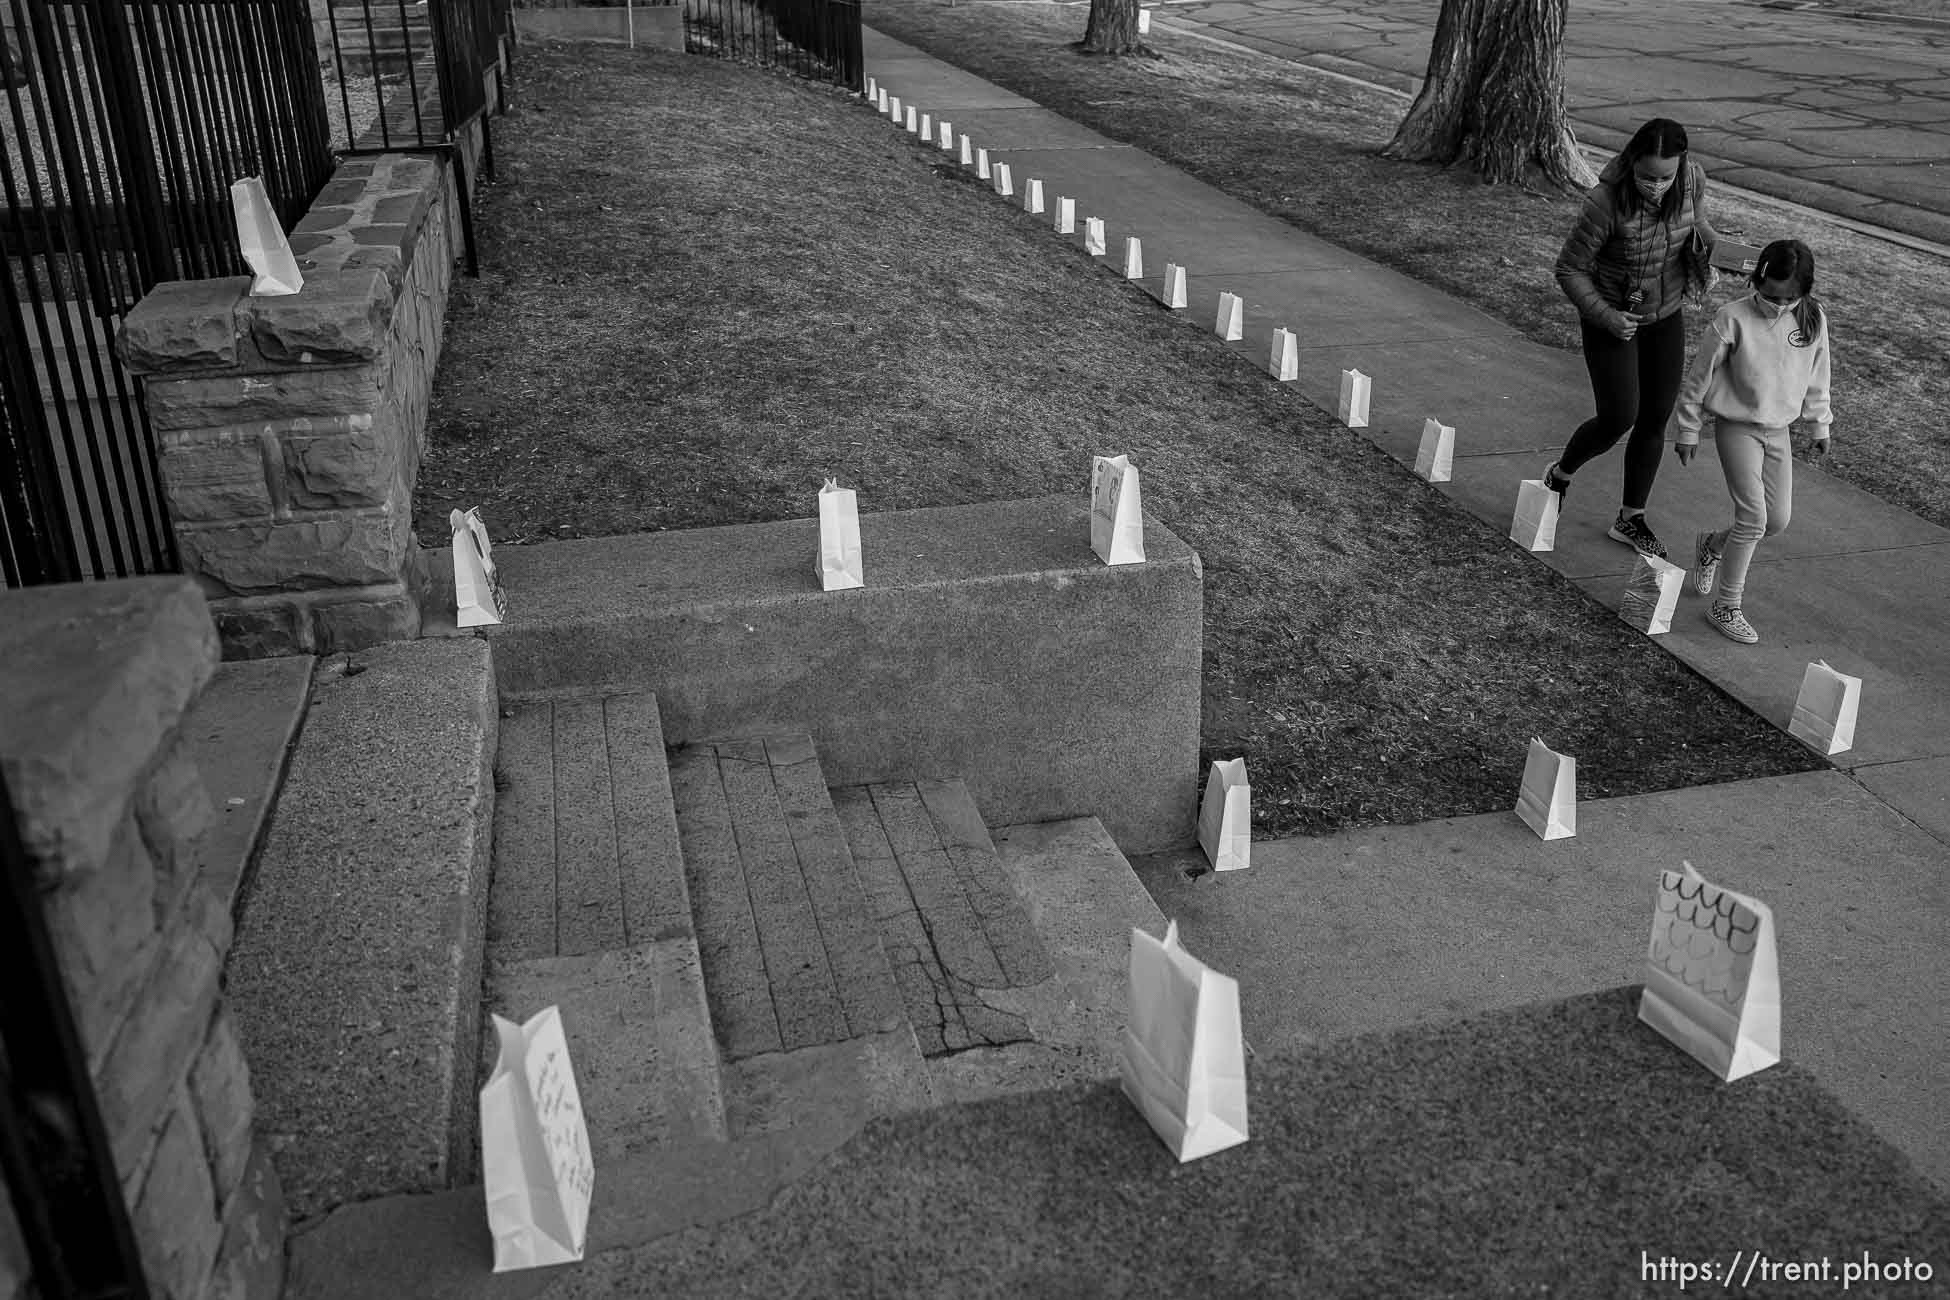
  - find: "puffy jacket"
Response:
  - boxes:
[1555,152,1715,333]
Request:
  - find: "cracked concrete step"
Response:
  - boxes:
[487,690,691,961]
[668,735,909,1061]
[929,816,1171,1106]
[832,779,1055,1058]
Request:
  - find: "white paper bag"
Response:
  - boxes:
[1414,418,1453,482]
[1618,551,1685,635]
[938,120,954,149]
[960,134,974,166]
[1054,196,1075,235]
[481,1006,594,1272]
[1197,758,1250,872]
[1214,292,1243,341]
[1023,177,1044,214]
[919,112,930,139]
[1269,328,1298,382]
[817,478,864,591]
[1509,478,1560,551]
[1089,454,1145,566]
[976,147,990,180]
[875,87,887,112]
[993,161,1013,197]
[1638,862,1780,1082]
[230,177,303,297]
[1138,6,1151,32]
[1123,236,1143,280]
[866,75,877,99]
[450,507,507,628]
[1337,368,1370,428]
[888,94,902,121]
[1788,659,1860,755]
[1085,217,1106,257]
[904,105,916,133]
[1514,736,1575,840]
[1119,920,1248,1163]
[1163,263,1187,309]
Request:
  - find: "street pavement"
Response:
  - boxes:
[1150,0,1950,247]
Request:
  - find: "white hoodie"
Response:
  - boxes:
[1674,293,1833,446]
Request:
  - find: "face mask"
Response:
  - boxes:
[1635,175,1675,202]
[1756,295,1797,320]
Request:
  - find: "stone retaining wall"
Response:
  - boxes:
[0,577,284,1300]
[118,152,460,660]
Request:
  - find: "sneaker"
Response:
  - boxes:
[1607,511,1668,559]
[1542,461,1571,498]
[1707,602,1759,644]
[1693,531,1721,596]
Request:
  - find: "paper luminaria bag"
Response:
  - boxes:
[1054,196,1075,235]
[1214,292,1243,342]
[482,1006,595,1272]
[1787,659,1861,755]
[451,507,507,628]
[1337,368,1371,428]
[1197,758,1250,872]
[1618,551,1685,635]
[817,478,864,591]
[1162,263,1187,310]
[1414,418,1453,482]
[1089,454,1146,566]
[1269,328,1299,382]
[1119,920,1249,1163]
[1023,178,1044,214]
[229,176,303,296]
[1514,736,1575,840]
[1084,217,1107,257]
[1638,861,1780,1082]
[1509,478,1560,551]
[1123,236,1144,281]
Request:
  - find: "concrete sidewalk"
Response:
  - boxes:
[866,29,1950,1189]
[1151,0,1950,249]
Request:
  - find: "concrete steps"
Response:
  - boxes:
[481,690,724,1163]
[276,675,1166,1293]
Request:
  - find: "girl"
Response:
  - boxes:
[1545,117,1717,560]
[1674,238,1833,644]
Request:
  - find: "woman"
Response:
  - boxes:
[1544,118,1716,559]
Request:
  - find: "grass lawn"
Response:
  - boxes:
[416,39,1824,839]
[868,0,1950,533]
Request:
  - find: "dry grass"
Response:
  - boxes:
[870,0,1950,530]
[417,39,1825,838]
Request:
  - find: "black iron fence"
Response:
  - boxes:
[2,0,334,587]
[685,0,861,93]
[321,0,510,154]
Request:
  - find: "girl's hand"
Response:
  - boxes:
[1609,312,1642,341]
[1812,437,1831,457]
[1674,444,1698,466]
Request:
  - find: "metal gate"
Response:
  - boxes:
[1,0,335,588]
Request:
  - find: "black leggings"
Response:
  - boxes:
[1557,309,1687,512]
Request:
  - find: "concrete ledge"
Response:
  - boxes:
[225,638,497,1222]
[456,496,1203,853]
[512,5,684,48]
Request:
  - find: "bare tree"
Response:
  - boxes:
[1075,0,1154,57]
[1381,0,1595,192]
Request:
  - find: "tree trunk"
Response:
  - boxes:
[1076,0,1150,57]
[1380,0,1594,193]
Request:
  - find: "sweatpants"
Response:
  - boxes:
[1557,310,1688,512]
[1707,420,1794,609]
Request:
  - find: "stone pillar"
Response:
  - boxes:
[0,577,284,1300]
[117,153,458,660]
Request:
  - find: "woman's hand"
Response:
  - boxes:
[1609,311,1642,341]
[1674,443,1698,466]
